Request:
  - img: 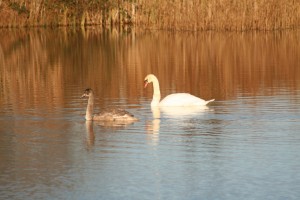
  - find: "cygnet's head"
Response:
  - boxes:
[81,88,93,98]
[144,74,157,88]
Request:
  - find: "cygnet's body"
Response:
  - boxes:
[82,88,138,122]
[144,74,214,107]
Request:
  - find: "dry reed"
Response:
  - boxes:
[0,0,299,30]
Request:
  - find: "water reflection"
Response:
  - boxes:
[1,28,300,115]
[146,105,212,145]
[84,117,137,148]
[145,107,161,145]
[151,107,161,119]
[0,28,300,200]
[94,120,136,128]
[85,121,95,148]
[160,105,211,118]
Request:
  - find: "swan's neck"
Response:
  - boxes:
[86,94,94,120]
[151,77,161,107]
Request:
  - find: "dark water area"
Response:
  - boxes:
[0,28,300,200]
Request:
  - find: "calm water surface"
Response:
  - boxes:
[0,28,300,200]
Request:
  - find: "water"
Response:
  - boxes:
[0,28,300,200]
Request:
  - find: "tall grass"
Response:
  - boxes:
[0,0,299,30]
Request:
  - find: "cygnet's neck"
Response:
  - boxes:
[86,93,94,120]
[151,76,161,107]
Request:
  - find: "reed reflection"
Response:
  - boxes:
[0,28,300,116]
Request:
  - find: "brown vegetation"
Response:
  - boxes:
[0,0,299,30]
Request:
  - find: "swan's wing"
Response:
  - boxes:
[97,107,134,117]
[94,107,138,121]
[159,93,211,106]
[160,105,209,117]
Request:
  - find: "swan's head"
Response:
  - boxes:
[81,88,93,98]
[144,74,157,88]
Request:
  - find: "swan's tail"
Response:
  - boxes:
[206,99,215,105]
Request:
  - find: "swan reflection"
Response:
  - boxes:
[146,107,161,145]
[160,105,210,118]
[146,105,212,145]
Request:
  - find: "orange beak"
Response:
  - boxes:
[144,80,148,88]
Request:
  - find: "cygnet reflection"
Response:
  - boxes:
[85,121,95,148]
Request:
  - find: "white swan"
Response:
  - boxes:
[144,74,214,107]
[81,88,138,122]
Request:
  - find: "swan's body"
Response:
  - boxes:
[159,93,214,106]
[81,88,138,122]
[144,74,214,107]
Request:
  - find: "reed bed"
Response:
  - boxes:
[0,0,299,30]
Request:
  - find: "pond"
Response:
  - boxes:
[0,28,300,200]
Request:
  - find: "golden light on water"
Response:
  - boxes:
[1,29,299,112]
